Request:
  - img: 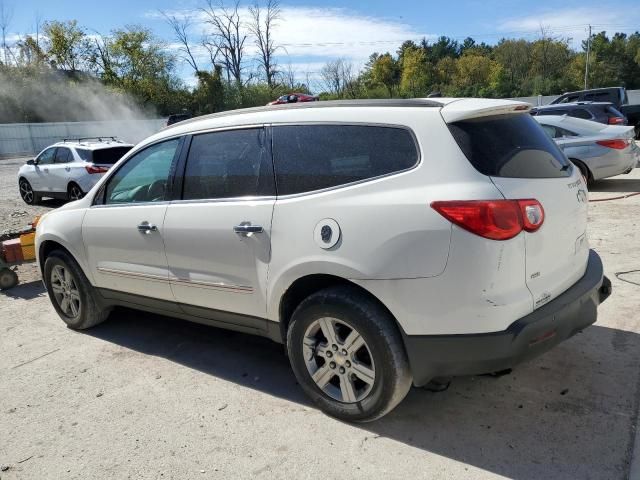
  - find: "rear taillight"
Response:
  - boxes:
[608,117,624,125]
[431,199,544,241]
[518,199,545,232]
[85,165,109,174]
[596,139,628,150]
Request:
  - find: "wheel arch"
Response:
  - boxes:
[569,157,593,182]
[39,240,75,277]
[277,273,401,344]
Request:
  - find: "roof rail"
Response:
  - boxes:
[170,98,444,129]
[62,136,120,143]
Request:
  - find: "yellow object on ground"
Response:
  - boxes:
[20,232,36,261]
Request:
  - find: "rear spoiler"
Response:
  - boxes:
[440,99,531,123]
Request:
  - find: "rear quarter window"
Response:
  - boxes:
[272,125,418,195]
[448,113,571,178]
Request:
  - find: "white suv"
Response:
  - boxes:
[35,99,611,421]
[18,138,133,204]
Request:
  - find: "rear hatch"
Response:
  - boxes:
[443,102,589,309]
[77,146,133,168]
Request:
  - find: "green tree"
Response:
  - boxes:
[370,53,400,97]
[400,47,429,96]
[43,20,90,71]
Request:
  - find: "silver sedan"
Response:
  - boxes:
[534,115,639,184]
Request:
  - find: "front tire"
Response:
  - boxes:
[44,250,110,329]
[287,286,412,422]
[19,179,40,205]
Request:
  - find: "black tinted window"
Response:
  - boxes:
[54,147,72,163]
[93,147,132,165]
[183,129,274,200]
[448,114,571,178]
[569,108,592,120]
[37,148,56,165]
[272,125,418,195]
[538,108,567,116]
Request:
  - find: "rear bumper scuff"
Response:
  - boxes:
[403,249,610,387]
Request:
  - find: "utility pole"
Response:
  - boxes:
[584,24,592,90]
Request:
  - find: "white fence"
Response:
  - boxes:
[0,119,166,158]
[511,89,640,106]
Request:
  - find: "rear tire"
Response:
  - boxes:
[570,159,593,187]
[44,250,110,329]
[287,286,412,422]
[67,183,84,202]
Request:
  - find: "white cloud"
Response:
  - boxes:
[151,5,431,72]
[498,7,640,48]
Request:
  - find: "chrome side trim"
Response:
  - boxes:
[97,267,168,282]
[97,267,253,293]
[170,276,253,293]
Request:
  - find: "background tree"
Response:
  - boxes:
[161,11,200,73]
[370,53,400,97]
[248,0,280,89]
[202,0,247,85]
[43,20,90,71]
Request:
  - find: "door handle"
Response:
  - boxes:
[233,223,263,236]
[137,222,158,234]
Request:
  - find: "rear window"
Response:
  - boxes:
[536,108,567,116]
[606,105,625,118]
[77,146,132,165]
[272,125,418,195]
[569,108,592,120]
[448,114,571,178]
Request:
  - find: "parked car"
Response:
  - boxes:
[550,87,640,138]
[530,101,627,125]
[35,99,611,421]
[166,113,191,126]
[18,138,133,205]
[267,93,318,105]
[534,115,638,184]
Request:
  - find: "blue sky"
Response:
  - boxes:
[7,0,640,88]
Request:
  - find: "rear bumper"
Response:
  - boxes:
[403,249,611,387]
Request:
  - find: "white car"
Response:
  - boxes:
[18,138,133,204]
[534,115,639,183]
[35,99,611,421]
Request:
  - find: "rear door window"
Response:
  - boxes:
[54,147,73,163]
[272,125,418,195]
[448,113,571,178]
[182,128,274,200]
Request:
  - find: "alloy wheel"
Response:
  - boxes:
[303,317,376,403]
[19,181,33,204]
[50,265,81,318]
[69,185,83,201]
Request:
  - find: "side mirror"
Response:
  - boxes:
[26,159,35,165]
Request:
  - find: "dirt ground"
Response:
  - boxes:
[1,156,639,479]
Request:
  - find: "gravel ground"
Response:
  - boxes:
[1,158,639,479]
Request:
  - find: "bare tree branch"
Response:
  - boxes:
[0,0,14,65]
[248,0,280,88]
[160,10,199,73]
[201,0,247,85]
